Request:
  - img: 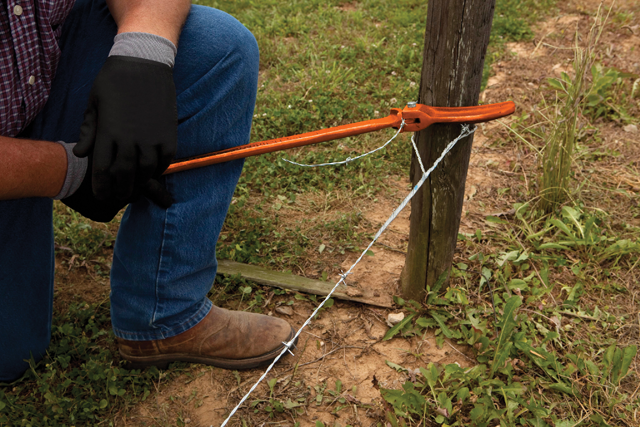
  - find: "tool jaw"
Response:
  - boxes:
[399,101,516,133]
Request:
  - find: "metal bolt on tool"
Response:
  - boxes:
[407,101,417,108]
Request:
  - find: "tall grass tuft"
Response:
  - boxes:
[539,4,611,213]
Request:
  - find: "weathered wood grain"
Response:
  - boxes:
[401,0,497,300]
[217,259,394,308]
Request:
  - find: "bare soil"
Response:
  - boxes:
[52,1,640,425]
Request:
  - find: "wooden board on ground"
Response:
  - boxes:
[217,259,394,308]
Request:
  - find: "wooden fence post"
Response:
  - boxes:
[401,0,497,300]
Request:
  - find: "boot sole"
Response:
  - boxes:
[121,327,297,371]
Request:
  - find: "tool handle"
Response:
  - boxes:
[165,110,402,174]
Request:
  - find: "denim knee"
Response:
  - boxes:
[227,19,260,83]
[183,5,259,80]
[174,6,259,158]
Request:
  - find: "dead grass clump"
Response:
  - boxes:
[539,4,614,213]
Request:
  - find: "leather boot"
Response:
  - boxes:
[117,305,296,370]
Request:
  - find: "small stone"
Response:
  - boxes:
[276,306,293,316]
[387,312,405,327]
[623,124,638,134]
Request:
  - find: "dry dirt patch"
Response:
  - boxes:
[336,2,359,13]
[120,303,474,427]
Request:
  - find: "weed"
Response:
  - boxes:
[377,196,640,425]
[584,64,638,124]
[53,201,116,262]
[538,5,633,213]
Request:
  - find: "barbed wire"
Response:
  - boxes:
[219,123,476,427]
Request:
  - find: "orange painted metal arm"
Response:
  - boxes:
[401,101,516,132]
[165,101,515,174]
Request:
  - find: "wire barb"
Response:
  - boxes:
[281,340,296,356]
[339,270,352,282]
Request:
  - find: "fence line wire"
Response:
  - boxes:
[219,123,476,427]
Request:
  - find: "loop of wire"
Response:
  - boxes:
[219,123,476,427]
[410,134,427,175]
[282,119,406,167]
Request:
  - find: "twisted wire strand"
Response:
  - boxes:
[282,119,406,167]
[410,134,427,175]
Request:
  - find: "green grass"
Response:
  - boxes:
[0,302,168,426]
[53,203,116,264]
[0,0,579,425]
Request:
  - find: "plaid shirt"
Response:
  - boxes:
[0,1,76,137]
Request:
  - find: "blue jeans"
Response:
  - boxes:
[0,0,258,381]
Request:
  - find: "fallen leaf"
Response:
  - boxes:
[344,394,361,404]
[436,407,449,417]
[466,185,477,201]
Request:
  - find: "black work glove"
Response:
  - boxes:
[61,152,174,223]
[73,55,178,208]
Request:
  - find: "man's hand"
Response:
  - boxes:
[73,0,190,207]
[63,143,173,223]
[74,55,177,204]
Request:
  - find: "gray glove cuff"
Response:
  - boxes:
[109,32,178,68]
[53,141,88,200]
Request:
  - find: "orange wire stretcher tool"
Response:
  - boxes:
[165,100,515,175]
